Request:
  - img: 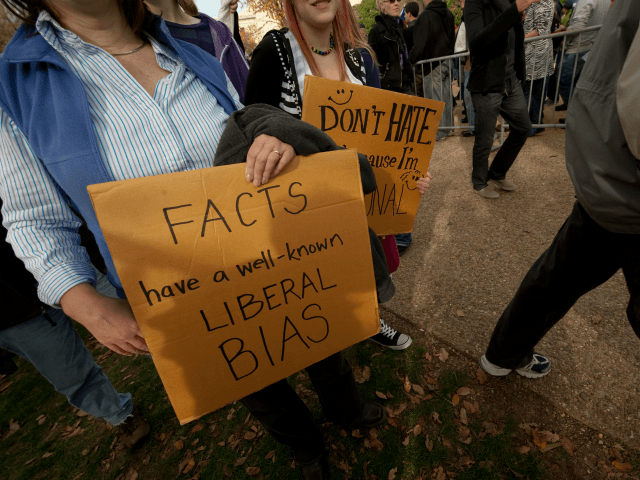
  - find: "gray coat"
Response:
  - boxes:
[214,103,396,302]
[566,0,640,234]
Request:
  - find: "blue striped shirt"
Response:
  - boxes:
[0,11,243,306]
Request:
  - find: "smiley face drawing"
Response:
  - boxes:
[400,170,423,191]
[328,89,354,106]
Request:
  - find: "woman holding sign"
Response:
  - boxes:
[245,0,430,352]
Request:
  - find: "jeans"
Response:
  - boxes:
[558,51,587,106]
[240,351,364,463]
[485,202,640,369]
[395,232,413,248]
[0,308,132,425]
[470,78,532,190]
[423,61,453,140]
[463,70,475,132]
[523,78,546,125]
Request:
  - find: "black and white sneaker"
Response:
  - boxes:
[479,353,551,379]
[370,319,412,350]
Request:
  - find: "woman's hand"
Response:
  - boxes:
[417,171,433,195]
[61,283,149,356]
[245,135,296,187]
[230,0,239,14]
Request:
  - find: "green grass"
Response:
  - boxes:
[0,336,552,480]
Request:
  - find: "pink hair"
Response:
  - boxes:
[284,0,357,80]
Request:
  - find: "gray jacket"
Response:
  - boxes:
[214,103,396,302]
[566,0,640,234]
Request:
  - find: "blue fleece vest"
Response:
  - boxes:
[0,18,238,291]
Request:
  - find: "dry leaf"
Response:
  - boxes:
[402,436,410,446]
[460,408,468,425]
[42,452,55,458]
[412,384,425,396]
[456,310,465,317]
[457,387,471,396]
[452,394,460,406]
[182,458,195,474]
[439,348,449,362]
[476,368,488,385]
[375,391,387,400]
[459,426,470,437]
[190,424,203,434]
[235,456,247,466]
[37,415,46,425]
[222,465,232,477]
[24,458,36,465]
[442,437,452,449]
[425,435,433,451]
[265,449,276,460]
[431,412,442,424]
[0,381,13,392]
[561,437,574,456]
[9,419,20,431]
[612,461,633,472]
[413,424,422,436]
[532,430,560,450]
[174,440,184,450]
[362,365,371,382]
[434,466,446,480]
[518,446,530,454]
[352,429,363,438]
[426,375,437,385]
[463,400,475,414]
[403,376,411,393]
[425,353,432,361]
[244,432,257,440]
[388,466,398,480]
[246,466,260,476]
[610,447,623,461]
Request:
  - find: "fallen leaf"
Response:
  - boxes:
[413,424,422,436]
[125,469,139,480]
[181,457,195,474]
[388,466,398,480]
[431,412,441,424]
[246,466,260,476]
[143,454,151,465]
[456,310,465,317]
[362,365,371,382]
[265,449,276,460]
[375,391,387,400]
[482,421,497,436]
[425,435,433,451]
[402,436,410,446]
[561,437,574,456]
[190,424,203,434]
[458,426,470,438]
[442,437,452,449]
[191,439,199,446]
[352,429,363,438]
[540,443,562,452]
[235,456,247,466]
[37,415,47,425]
[426,375,437,385]
[532,430,560,450]
[0,382,13,392]
[612,461,633,472]
[439,348,449,362]
[412,384,425,396]
[425,353,432,361]
[460,408,468,425]
[610,447,623,461]
[434,466,446,480]
[518,446,530,454]
[476,368,488,385]
[9,419,20,431]
[403,376,411,393]
[222,465,232,477]
[174,440,184,450]
[463,400,475,414]
[148,403,153,410]
[244,432,257,440]
[42,452,55,458]
[24,458,36,465]
[457,387,471,396]
[452,394,460,406]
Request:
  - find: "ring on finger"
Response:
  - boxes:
[271,149,282,157]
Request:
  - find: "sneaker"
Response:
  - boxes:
[120,406,150,448]
[476,185,499,199]
[397,244,409,256]
[489,178,516,191]
[462,130,474,137]
[370,319,412,350]
[479,353,551,379]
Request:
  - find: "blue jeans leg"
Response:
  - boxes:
[558,51,587,106]
[394,232,413,248]
[0,308,132,425]
[423,61,453,140]
[523,78,545,125]
[463,70,475,132]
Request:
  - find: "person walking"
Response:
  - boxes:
[464,0,539,199]
[479,0,640,379]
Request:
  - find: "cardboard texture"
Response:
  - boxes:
[88,151,380,424]
[301,76,444,235]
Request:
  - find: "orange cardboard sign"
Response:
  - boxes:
[88,151,379,424]
[302,76,444,235]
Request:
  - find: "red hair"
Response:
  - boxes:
[284,0,356,80]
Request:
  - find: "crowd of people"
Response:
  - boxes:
[0,0,636,478]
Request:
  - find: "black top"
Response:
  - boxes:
[368,14,413,92]
[408,0,456,72]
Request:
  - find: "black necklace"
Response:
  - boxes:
[310,34,334,56]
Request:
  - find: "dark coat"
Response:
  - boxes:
[213,104,396,303]
[368,14,414,92]
[464,0,526,93]
[408,0,456,72]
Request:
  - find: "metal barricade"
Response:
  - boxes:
[413,24,603,144]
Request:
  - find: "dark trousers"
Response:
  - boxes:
[486,202,640,369]
[523,78,546,125]
[470,78,532,190]
[240,351,363,462]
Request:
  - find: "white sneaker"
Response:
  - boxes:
[479,353,551,379]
